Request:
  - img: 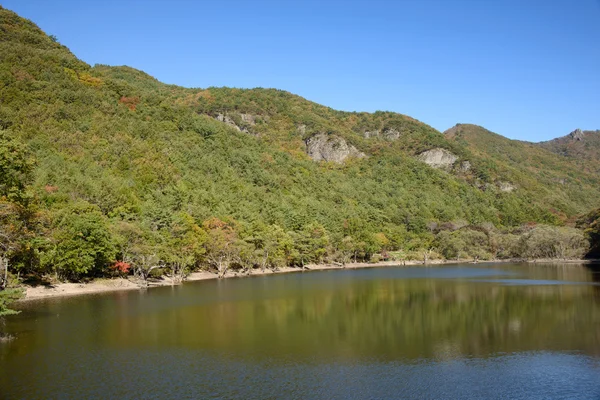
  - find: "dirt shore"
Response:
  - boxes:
[19,258,594,302]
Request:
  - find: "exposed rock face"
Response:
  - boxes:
[297,124,306,135]
[239,113,256,125]
[474,180,516,192]
[417,148,458,170]
[555,177,567,185]
[498,181,516,192]
[460,160,471,172]
[215,113,258,135]
[216,113,237,128]
[363,128,400,140]
[382,128,400,140]
[305,133,366,163]
[569,128,584,141]
[216,113,247,133]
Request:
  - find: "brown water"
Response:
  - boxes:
[1,263,600,399]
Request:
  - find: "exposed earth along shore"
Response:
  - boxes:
[19,258,596,302]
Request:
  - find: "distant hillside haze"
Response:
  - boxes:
[0,5,599,286]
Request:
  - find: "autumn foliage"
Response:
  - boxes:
[118,96,140,111]
[112,261,131,274]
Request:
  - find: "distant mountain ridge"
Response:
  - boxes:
[538,129,600,172]
[445,123,600,177]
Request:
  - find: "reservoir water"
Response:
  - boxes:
[1,263,600,399]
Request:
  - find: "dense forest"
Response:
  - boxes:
[0,7,599,313]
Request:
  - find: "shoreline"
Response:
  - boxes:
[18,258,596,302]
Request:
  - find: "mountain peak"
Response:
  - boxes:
[538,128,600,169]
[443,123,480,138]
[569,128,585,141]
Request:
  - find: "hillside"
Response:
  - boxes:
[0,6,598,287]
[538,129,600,174]
[444,123,600,221]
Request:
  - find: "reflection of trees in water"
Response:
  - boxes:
[11,265,598,363]
[586,263,600,300]
[101,270,600,361]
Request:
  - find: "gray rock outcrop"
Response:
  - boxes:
[239,113,256,125]
[215,114,237,128]
[382,128,400,140]
[216,113,238,129]
[215,113,257,135]
[417,148,458,170]
[305,133,366,163]
[497,181,516,192]
[363,128,400,140]
[569,128,584,141]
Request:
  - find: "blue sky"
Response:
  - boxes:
[3,0,599,141]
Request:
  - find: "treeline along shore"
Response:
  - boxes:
[18,258,599,302]
[0,6,599,315]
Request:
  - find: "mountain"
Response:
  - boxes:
[0,6,598,283]
[444,123,600,221]
[537,129,600,173]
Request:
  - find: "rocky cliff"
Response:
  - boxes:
[305,133,366,163]
[417,148,459,170]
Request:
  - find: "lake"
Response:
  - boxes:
[1,263,600,399]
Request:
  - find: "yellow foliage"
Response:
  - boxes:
[63,67,77,80]
[62,67,102,87]
[78,73,102,87]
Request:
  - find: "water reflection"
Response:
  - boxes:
[7,264,599,362]
[2,263,600,398]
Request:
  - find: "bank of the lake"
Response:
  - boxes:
[20,260,428,301]
[18,258,597,302]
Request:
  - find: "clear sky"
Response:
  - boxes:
[3,0,599,141]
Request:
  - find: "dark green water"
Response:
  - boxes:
[1,263,600,399]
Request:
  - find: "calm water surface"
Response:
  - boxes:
[1,263,600,399]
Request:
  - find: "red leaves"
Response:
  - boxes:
[118,96,140,111]
[112,261,131,274]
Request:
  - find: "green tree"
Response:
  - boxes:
[519,225,589,260]
[0,287,23,317]
[202,217,239,278]
[0,129,34,205]
[245,223,292,271]
[0,129,40,306]
[289,223,330,267]
[577,208,600,258]
[161,212,207,283]
[42,202,116,280]
[337,235,356,265]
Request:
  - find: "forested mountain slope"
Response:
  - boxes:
[0,6,598,286]
[537,129,600,174]
[444,123,600,221]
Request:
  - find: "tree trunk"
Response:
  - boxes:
[217,258,228,278]
[0,255,8,290]
[169,262,185,285]
[261,251,268,273]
